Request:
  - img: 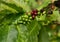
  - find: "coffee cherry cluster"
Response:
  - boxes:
[31,9,38,20]
[46,10,53,17]
[30,8,53,20]
[47,10,53,14]
[30,2,58,20]
[13,14,32,25]
[13,1,60,25]
[16,15,31,25]
[15,2,58,25]
[15,9,53,25]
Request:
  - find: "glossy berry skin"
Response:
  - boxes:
[31,9,38,20]
[32,15,35,20]
[54,1,60,8]
[31,9,38,16]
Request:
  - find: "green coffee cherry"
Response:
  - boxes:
[29,17,32,19]
[23,22,26,24]
[23,15,28,18]
[25,19,28,21]
[17,14,31,25]
[28,19,31,22]
[28,13,31,16]
[22,18,25,20]
[18,20,23,23]
[36,16,40,21]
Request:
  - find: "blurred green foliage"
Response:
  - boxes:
[0,0,60,42]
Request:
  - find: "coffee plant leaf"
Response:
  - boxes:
[38,26,50,42]
[27,20,41,42]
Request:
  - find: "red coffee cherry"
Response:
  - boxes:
[32,15,35,20]
[31,9,38,20]
[31,9,38,16]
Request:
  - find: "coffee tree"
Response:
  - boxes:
[0,0,60,42]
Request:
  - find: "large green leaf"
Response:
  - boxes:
[0,0,60,42]
[0,25,18,42]
[38,26,50,42]
[16,24,28,42]
[27,20,41,42]
[1,0,31,12]
[1,3,18,13]
[0,13,21,25]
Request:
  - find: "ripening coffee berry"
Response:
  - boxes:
[47,10,53,14]
[32,15,35,20]
[31,9,38,16]
[40,7,46,13]
[31,9,38,20]
[40,9,45,13]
